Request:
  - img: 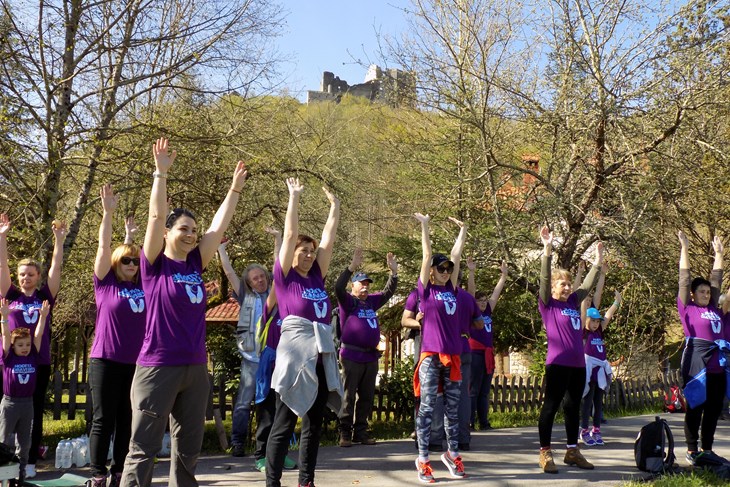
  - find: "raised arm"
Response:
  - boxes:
[335,247,362,309]
[198,161,248,269]
[34,300,50,351]
[124,216,139,246]
[94,184,117,280]
[47,220,67,298]
[591,262,608,309]
[575,242,604,303]
[711,236,724,307]
[466,257,476,296]
[678,231,691,307]
[0,298,9,354]
[0,214,11,297]
[380,252,399,303]
[448,217,466,288]
[489,260,508,311]
[539,225,553,304]
[264,226,283,263]
[415,213,432,287]
[144,138,176,265]
[217,241,241,296]
[601,290,622,330]
[315,187,340,277]
[278,178,303,277]
[573,261,585,295]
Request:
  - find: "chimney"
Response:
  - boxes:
[521,155,539,187]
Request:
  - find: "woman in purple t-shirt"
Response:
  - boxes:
[677,231,728,465]
[537,225,603,474]
[412,213,469,483]
[0,213,66,479]
[88,185,146,487]
[265,177,340,487]
[121,138,248,487]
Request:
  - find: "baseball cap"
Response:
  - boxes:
[586,307,603,320]
[430,253,454,268]
[351,272,373,283]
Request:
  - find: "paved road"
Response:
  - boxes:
[33,413,730,486]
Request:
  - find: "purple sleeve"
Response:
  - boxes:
[3,283,20,300]
[140,247,163,279]
[39,283,55,307]
[404,289,418,312]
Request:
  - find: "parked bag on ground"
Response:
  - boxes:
[663,385,686,413]
[0,441,18,464]
[635,416,676,473]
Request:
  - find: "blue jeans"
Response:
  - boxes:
[232,357,259,448]
[416,355,460,457]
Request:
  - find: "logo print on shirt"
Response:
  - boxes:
[23,308,39,324]
[129,298,145,313]
[701,311,723,334]
[301,288,329,319]
[356,308,379,329]
[119,288,145,313]
[367,318,378,329]
[185,284,204,304]
[484,315,493,333]
[18,374,30,384]
[560,308,582,330]
[172,272,204,304]
[435,291,457,316]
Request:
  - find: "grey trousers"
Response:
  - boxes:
[121,365,209,487]
[0,395,33,469]
[339,358,378,440]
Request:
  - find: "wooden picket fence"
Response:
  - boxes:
[49,369,685,423]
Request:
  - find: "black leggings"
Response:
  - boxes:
[684,372,726,452]
[538,364,585,448]
[29,364,51,464]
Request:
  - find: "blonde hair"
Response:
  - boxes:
[17,258,42,275]
[111,244,141,283]
[552,268,572,284]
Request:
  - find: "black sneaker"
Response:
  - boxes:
[231,444,246,457]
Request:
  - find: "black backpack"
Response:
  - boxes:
[635,416,676,473]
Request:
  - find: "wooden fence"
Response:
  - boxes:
[51,368,685,423]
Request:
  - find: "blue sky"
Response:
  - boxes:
[274,0,410,98]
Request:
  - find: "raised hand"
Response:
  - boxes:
[350,247,363,270]
[713,235,724,255]
[231,161,248,192]
[0,298,8,317]
[387,252,398,274]
[414,213,430,224]
[100,184,118,213]
[286,177,303,196]
[500,259,509,277]
[322,186,339,206]
[0,214,10,237]
[601,261,609,274]
[125,216,139,239]
[594,241,605,265]
[448,216,465,228]
[152,138,176,173]
[614,290,622,305]
[52,220,68,242]
[264,226,281,238]
[540,225,553,247]
[40,300,50,318]
[678,230,689,248]
[466,256,476,271]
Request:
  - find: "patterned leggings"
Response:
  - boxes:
[416,355,461,457]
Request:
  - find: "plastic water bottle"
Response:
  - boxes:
[54,440,64,469]
[80,435,90,466]
[62,440,73,469]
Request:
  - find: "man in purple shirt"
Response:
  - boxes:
[335,248,398,447]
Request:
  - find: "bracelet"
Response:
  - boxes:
[153,171,167,179]
[613,301,620,308]
[0,320,7,324]
[230,188,241,194]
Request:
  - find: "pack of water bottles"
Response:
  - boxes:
[54,435,90,469]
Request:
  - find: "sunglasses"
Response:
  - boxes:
[436,265,454,274]
[120,256,140,266]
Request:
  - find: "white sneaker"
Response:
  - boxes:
[25,464,37,478]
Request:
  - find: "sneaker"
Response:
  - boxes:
[86,477,107,487]
[564,447,594,469]
[441,451,466,478]
[25,464,37,479]
[538,449,558,473]
[580,429,595,446]
[109,473,122,487]
[231,444,246,457]
[591,430,604,446]
[284,455,298,469]
[690,450,729,466]
[254,458,266,472]
[415,458,435,483]
[686,450,698,465]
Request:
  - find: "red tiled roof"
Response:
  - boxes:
[206,295,240,322]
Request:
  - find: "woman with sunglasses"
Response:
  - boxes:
[121,138,248,487]
[0,213,66,480]
[265,177,341,487]
[88,184,146,487]
[412,214,469,483]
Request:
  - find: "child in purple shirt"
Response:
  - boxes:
[0,298,49,483]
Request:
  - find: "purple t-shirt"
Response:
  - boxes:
[455,290,482,354]
[136,247,207,366]
[262,304,282,351]
[469,304,493,348]
[678,296,726,372]
[584,328,607,360]
[1,349,38,397]
[3,284,54,365]
[418,280,461,355]
[339,293,387,363]
[91,272,146,364]
[273,260,331,323]
[539,293,585,367]
[405,289,420,314]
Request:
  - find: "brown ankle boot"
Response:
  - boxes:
[564,447,594,469]
[539,449,558,473]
